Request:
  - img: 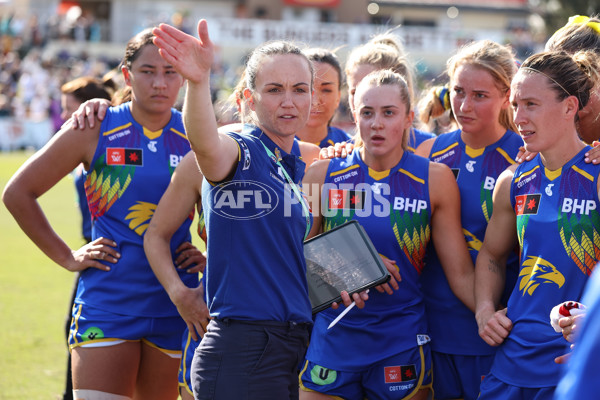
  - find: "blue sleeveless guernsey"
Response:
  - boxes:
[306,125,353,148]
[407,127,436,153]
[420,129,523,355]
[79,102,196,317]
[490,147,600,387]
[201,125,312,323]
[306,149,432,371]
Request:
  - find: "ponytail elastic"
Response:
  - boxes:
[435,85,451,111]
[558,15,600,35]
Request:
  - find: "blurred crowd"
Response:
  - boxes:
[0,10,243,151]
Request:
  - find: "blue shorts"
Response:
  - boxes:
[300,344,432,400]
[431,351,493,400]
[478,372,555,400]
[191,318,310,400]
[179,328,201,397]
[69,303,186,356]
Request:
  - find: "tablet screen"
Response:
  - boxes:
[304,220,390,313]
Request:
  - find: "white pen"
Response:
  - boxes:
[327,289,368,330]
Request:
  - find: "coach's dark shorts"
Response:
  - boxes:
[191,318,310,400]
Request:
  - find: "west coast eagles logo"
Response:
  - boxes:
[519,256,565,296]
[125,201,157,235]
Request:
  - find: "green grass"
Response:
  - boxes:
[0,150,81,399]
[0,151,198,399]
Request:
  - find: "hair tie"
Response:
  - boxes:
[520,67,572,98]
[559,15,600,35]
[434,85,451,111]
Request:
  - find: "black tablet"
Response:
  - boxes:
[304,220,390,314]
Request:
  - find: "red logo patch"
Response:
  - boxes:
[515,194,541,215]
[106,148,143,166]
[384,365,416,383]
[328,189,346,209]
[327,189,365,210]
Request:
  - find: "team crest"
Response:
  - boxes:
[125,201,157,235]
[518,255,565,296]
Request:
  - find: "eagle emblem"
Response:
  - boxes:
[518,256,565,296]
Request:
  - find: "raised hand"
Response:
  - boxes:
[152,20,214,84]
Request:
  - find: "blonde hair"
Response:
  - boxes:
[419,40,518,132]
[353,69,412,150]
[345,30,415,100]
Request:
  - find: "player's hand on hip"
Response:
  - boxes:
[67,237,120,272]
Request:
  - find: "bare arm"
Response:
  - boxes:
[153,20,238,182]
[414,137,435,158]
[2,121,118,271]
[303,159,330,240]
[475,166,518,346]
[428,162,475,312]
[298,141,321,170]
[144,152,209,340]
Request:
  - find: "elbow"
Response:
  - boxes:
[2,182,21,215]
[143,226,155,252]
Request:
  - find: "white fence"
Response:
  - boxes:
[0,117,53,151]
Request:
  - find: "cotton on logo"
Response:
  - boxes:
[209,180,279,220]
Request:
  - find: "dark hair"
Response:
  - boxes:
[121,28,156,71]
[519,50,600,114]
[60,76,115,103]
[303,47,343,89]
[114,28,157,104]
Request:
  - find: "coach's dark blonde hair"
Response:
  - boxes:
[419,40,518,132]
[519,50,600,118]
[243,40,314,126]
[354,69,412,150]
[245,40,314,92]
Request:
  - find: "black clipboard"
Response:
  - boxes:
[304,220,390,314]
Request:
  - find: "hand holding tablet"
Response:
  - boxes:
[304,221,390,314]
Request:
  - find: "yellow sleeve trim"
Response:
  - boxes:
[329,164,360,177]
[496,147,516,165]
[572,165,594,181]
[399,168,425,184]
[514,165,540,183]
[431,142,458,158]
[103,122,132,136]
[170,127,188,140]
